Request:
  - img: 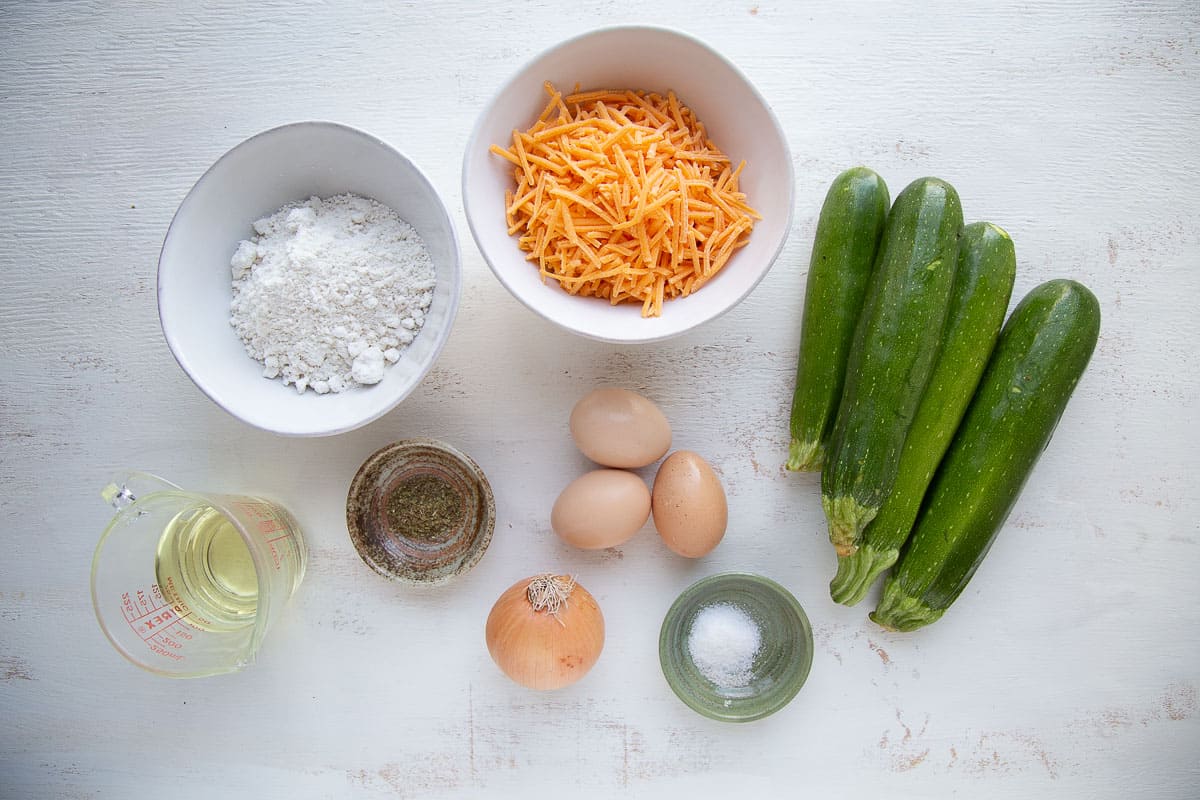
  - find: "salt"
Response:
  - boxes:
[687,602,762,688]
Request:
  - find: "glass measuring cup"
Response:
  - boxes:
[90,472,307,677]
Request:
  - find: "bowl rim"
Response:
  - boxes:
[658,570,814,723]
[345,437,497,585]
[461,24,795,344]
[157,120,463,437]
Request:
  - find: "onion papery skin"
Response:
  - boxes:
[485,576,605,690]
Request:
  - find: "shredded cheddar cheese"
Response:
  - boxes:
[490,82,760,317]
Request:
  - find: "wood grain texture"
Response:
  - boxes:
[1,0,1198,797]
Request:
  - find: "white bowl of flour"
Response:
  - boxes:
[159,122,461,436]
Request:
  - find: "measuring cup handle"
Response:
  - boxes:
[100,471,184,510]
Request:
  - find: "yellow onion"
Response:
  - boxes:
[485,574,605,690]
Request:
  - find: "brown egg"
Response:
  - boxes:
[652,451,727,557]
[551,469,651,550]
[569,388,671,469]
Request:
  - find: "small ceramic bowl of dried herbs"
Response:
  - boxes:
[346,439,495,584]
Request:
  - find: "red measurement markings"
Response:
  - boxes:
[145,629,187,661]
[131,605,181,641]
[119,586,191,661]
[264,527,297,570]
[233,501,273,521]
[120,591,137,621]
[231,501,294,571]
[148,620,192,659]
[122,589,166,624]
[259,518,284,535]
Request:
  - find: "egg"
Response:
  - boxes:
[652,451,727,558]
[569,388,671,469]
[551,469,651,550]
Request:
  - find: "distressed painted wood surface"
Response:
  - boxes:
[2,1,1198,797]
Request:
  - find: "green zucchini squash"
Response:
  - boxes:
[821,177,963,555]
[871,279,1101,631]
[830,222,1016,605]
[787,167,890,472]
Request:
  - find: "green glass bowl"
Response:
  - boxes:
[659,572,814,722]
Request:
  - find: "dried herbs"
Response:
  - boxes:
[385,473,464,541]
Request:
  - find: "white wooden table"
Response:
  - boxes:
[3,2,1198,797]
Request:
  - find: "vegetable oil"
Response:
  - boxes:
[155,504,258,632]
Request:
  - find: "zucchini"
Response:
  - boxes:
[787,167,890,472]
[831,222,1016,605]
[821,177,963,555]
[871,279,1101,631]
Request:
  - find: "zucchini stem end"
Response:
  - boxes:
[830,544,898,606]
[870,577,944,632]
[822,495,877,555]
[786,439,823,472]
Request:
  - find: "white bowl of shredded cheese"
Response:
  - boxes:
[463,25,794,343]
[159,122,461,436]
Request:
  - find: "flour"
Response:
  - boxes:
[229,194,435,394]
